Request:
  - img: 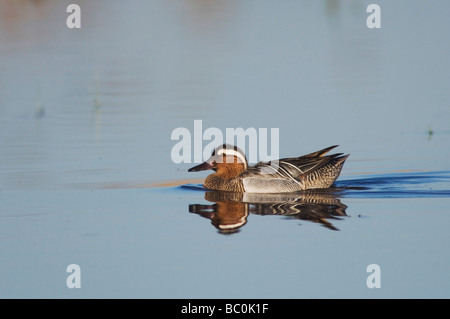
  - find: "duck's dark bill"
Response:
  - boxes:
[188,161,214,172]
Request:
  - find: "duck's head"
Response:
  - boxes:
[188,144,248,178]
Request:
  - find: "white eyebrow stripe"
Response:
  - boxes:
[217,148,247,164]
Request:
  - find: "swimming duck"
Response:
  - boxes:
[188,144,349,193]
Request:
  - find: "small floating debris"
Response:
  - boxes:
[427,125,434,140]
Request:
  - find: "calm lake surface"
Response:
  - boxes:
[1,0,450,298]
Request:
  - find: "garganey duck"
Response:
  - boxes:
[188,144,349,193]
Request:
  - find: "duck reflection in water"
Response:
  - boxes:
[189,189,348,234]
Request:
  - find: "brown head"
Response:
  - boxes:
[188,144,248,180]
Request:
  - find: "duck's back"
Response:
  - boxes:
[239,146,349,193]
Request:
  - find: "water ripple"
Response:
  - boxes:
[336,170,450,198]
[180,170,450,199]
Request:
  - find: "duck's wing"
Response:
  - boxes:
[243,147,347,181]
[300,145,339,158]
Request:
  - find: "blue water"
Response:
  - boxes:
[1,0,450,298]
[338,171,450,198]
